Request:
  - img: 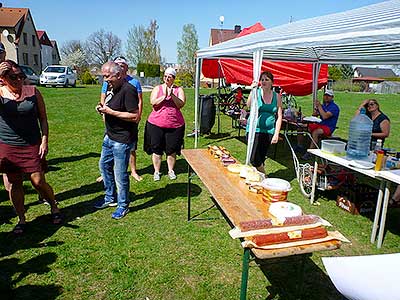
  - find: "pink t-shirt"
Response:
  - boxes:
[147,85,185,128]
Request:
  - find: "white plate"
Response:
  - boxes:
[348,160,375,169]
[302,116,321,123]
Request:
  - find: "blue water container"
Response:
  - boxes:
[346,108,373,160]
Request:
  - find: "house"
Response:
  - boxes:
[37,30,53,68]
[0,7,42,74]
[202,25,242,87]
[51,40,61,65]
[209,25,241,46]
[354,67,397,78]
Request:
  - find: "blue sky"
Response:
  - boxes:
[5,0,386,62]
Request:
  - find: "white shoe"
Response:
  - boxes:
[168,170,177,180]
[153,172,161,181]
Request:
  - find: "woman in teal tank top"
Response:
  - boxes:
[246,71,282,174]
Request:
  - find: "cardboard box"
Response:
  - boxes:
[336,184,378,215]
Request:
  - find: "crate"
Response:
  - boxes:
[336,183,378,215]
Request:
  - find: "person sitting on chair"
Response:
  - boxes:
[297,89,340,160]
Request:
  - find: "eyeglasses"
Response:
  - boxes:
[8,73,26,81]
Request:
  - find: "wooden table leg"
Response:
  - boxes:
[240,247,251,300]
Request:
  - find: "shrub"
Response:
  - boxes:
[81,70,96,85]
[137,63,160,77]
[332,79,362,92]
[176,71,193,87]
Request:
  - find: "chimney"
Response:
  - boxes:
[234,25,241,33]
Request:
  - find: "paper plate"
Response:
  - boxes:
[302,116,321,123]
[348,160,375,169]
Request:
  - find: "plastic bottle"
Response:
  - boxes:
[297,106,302,122]
[346,108,373,160]
[374,150,384,171]
[374,139,382,151]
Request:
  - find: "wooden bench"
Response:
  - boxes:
[182,149,342,299]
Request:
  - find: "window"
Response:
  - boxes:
[23,33,27,45]
[34,54,39,65]
[23,53,29,65]
[32,35,36,47]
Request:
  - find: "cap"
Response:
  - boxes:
[0,42,5,53]
[324,89,334,97]
[114,56,128,65]
[164,67,176,77]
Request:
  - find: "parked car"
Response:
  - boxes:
[40,65,77,87]
[20,65,39,85]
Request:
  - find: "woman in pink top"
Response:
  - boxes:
[144,67,186,181]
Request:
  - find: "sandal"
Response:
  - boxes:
[51,212,63,225]
[389,198,400,208]
[12,223,27,235]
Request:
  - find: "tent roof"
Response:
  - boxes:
[197,0,400,65]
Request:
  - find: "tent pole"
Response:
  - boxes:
[312,63,321,109]
[194,57,202,148]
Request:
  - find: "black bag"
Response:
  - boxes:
[200,95,216,134]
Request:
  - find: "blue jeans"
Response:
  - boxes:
[99,135,133,209]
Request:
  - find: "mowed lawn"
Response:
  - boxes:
[0,85,400,300]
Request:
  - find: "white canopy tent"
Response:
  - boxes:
[193,0,400,163]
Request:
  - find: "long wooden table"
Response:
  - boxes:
[182,149,342,300]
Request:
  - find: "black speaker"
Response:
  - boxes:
[200,95,216,134]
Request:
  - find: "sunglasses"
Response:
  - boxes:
[8,73,26,81]
[368,102,377,107]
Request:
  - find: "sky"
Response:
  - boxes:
[4,0,387,63]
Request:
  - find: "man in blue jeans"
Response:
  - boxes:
[95,61,140,219]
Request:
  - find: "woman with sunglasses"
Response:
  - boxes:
[356,99,390,148]
[0,60,61,235]
[144,67,186,181]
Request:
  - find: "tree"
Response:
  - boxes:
[60,48,88,71]
[328,65,343,81]
[60,40,85,60]
[177,24,199,82]
[126,20,161,66]
[340,64,354,79]
[85,29,122,66]
[126,25,146,67]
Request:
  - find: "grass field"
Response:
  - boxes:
[0,85,399,300]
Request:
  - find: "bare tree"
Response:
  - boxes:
[126,20,161,66]
[126,25,146,67]
[177,24,199,78]
[85,29,122,66]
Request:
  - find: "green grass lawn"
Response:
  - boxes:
[0,85,399,300]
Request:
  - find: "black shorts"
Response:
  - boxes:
[247,132,272,168]
[144,121,185,156]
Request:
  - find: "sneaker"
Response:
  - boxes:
[94,199,116,209]
[153,172,161,181]
[168,170,177,180]
[112,207,129,219]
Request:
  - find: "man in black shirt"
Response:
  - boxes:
[95,61,140,219]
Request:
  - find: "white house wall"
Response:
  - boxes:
[41,44,52,68]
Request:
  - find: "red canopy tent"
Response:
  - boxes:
[202,23,328,96]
